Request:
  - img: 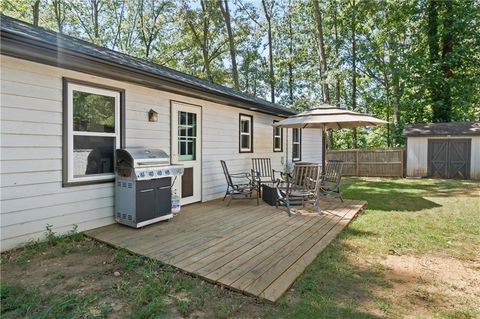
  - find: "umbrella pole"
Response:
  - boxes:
[322,128,326,175]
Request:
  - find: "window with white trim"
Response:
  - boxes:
[64,80,122,185]
[292,128,301,161]
[239,114,253,153]
[273,122,283,152]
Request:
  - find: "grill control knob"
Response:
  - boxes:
[157,170,163,176]
[140,172,145,178]
[149,171,154,177]
[165,170,170,175]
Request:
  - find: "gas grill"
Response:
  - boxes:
[115,148,184,228]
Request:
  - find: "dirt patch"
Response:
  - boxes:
[1,238,277,318]
[369,254,480,318]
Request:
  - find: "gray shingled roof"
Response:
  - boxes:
[0,15,296,116]
[403,122,480,136]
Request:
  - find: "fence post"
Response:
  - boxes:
[356,149,359,176]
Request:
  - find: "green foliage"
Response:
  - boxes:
[73,91,115,132]
[1,0,478,147]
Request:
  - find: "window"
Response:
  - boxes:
[178,111,197,161]
[273,121,283,152]
[239,114,253,153]
[63,79,124,186]
[292,128,302,162]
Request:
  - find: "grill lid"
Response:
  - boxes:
[123,148,168,160]
[116,148,170,167]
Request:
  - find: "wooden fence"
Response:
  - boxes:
[327,148,405,177]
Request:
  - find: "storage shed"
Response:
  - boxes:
[403,122,480,179]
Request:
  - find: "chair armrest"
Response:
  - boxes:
[230,172,250,177]
[272,169,283,181]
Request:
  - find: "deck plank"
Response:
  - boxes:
[243,203,353,296]
[230,206,343,291]
[190,214,316,276]
[166,210,290,264]
[84,198,366,302]
[260,202,367,301]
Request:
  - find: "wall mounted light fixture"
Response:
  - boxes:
[148,109,158,122]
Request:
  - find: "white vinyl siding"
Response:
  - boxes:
[301,129,323,163]
[0,55,325,251]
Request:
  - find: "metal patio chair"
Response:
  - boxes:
[221,160,259,206]
[276,163,322,216]
[319,160,344,202]
[251,158,282,183]
[251,158,282,196]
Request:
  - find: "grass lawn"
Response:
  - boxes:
[1,178,479,318]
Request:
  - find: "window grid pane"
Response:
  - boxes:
[178,111,197,161]
[239,115,252,152]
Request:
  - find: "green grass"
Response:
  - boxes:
[2,224,86,266]
[341,178,480,259]
[113,249,216,318]
[281,178,480,318]
[0,282,106,319]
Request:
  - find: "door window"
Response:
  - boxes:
[178,111,197,161]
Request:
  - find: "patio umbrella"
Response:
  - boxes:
[274,106,387,171]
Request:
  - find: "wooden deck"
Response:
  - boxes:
[85,198,367,302]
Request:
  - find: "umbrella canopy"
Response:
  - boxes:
[274,106,387,171]
[273,106,387,129]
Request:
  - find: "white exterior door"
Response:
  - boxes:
[171,101,202,205]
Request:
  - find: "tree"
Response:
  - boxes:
[350,0,358,148]
[137,0,172,59]
[312,0,330,104]
[262,0,275,103]
[51,0,67,33]
[32,0,40,26]
[218,0,239,90]
[182,0,226,83]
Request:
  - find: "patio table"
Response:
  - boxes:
[261,182,309,207]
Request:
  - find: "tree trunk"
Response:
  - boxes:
[333,0,341,107]
[313,0,330,104]
[32,0,40,26]
[219,0,240,90]
[201,0,213,82]
[427,0,442,122]
[440,0,453,122]
[53,0,64,33]
[351,0,357,148]
[288,1,294,104]
[383,69,392,147]
[262,0,275,103]
[93,0,100,39]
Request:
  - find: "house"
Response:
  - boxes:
[0,16,322,251]
[403,122,480,179]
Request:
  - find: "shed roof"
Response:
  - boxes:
[403,122,480,137]
[0,15,296,117]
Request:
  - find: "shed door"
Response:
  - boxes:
[428,139,471,179]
